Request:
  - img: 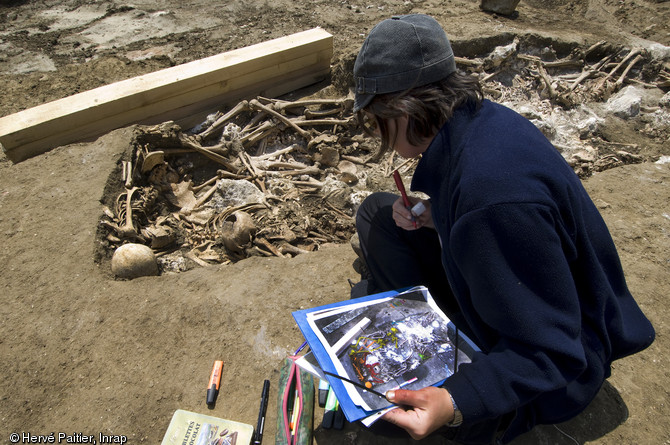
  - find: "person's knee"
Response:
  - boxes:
[356,192,396,227]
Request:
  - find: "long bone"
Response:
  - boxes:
[534,60,557,99]
[178,134,238,172]
[266,97,353,112]
[242,110,268,134]
[249,99,311,140]
[595,48,642,91]
[304,108,341,118]
[569,53,614,91]
[290,117,352,127]
[124,160,133,188]
[616,53,644,88]
[251,144,298,162]
[199,100,250,139]
[118,187,139,239]
[239,121,277,147]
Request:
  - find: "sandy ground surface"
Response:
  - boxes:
[1,1,670,444]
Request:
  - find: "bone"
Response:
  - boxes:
[455,56,483,69]
[253,237,284,257]
[142,225,175,249]
[98,37,667,274]
[118,187,139,239]
[324,201,353,219]
[570,53,614,91]
[278,243,311,256]
[481,69,503,83]
[124,160,133,188]
[241,110,268,134]
[304,108,341,119]
[239,120,275,146]
[255,137,268,156]
[292,178,325,189]
[249,99,311,140]
[102,206,115,220]
[178,134,238,172]
[185,250,213,267]
[199,100,249,139]
[251,160,309,171]
[583,40,608,59]
[220,210,257,254]
[290,118,352,127]
[341,155,369,165]
[193,181,220,209]
[270,97,353,112]
[243,125,278,148]
[238,152,266,193]
[255,165,321,177]
[595,48,642,91]
[616,53,644,88]
[543,58,584,69]
[192,170,248,194]
[516,53,583,70]
[251,144,298,161]
[141,150,165,174]
[534,60,557,99]
[192,175,219,193]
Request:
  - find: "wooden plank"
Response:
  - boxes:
[5,59,332,163]
[0,28,333,163]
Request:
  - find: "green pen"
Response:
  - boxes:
[321,387,339,429]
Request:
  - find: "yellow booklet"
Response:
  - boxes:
[161,409,254,445]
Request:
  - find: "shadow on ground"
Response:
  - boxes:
[312,381,628,444]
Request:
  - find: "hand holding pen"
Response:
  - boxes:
[392,170,416,228]
[391,170,431,230]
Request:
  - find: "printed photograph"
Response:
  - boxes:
[307,287,477,411]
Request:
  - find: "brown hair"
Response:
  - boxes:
[358,71,483,156]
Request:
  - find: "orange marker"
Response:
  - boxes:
[207,360,223,405]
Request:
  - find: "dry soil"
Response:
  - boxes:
[1,1,669,444]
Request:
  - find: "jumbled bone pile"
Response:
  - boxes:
[99,95,380,277]
[98,38,670,278]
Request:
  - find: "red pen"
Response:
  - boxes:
[392,170,416,228]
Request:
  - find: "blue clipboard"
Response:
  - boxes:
[292,286,480,424]
[292,289,400,422]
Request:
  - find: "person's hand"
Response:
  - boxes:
[392,197,434,230]
[382,387,455,440]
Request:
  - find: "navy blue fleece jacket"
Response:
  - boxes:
[411,100,655,439]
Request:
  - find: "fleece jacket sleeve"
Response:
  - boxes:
[443,201,589,423]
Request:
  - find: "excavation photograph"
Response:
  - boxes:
[0,0,669,444]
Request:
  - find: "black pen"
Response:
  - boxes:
[253,379,270,445]
[323,371,387,399]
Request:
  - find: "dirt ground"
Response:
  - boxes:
[1,1,669,444]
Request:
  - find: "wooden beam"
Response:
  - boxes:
[0,28,333,163]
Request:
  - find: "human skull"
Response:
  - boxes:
[111,243,159,279]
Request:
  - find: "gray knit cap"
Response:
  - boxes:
[353,14,457,112]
